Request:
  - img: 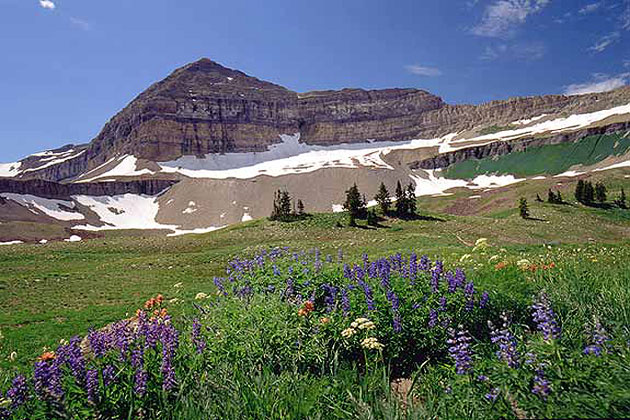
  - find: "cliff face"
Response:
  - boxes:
[11,58,630,184]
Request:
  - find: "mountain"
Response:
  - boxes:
[1,58,630,243]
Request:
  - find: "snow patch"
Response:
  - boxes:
[0,241,23,246]
[511,114,547,126]
[166,226,225,237]
[0,161,21,177]
[22,150,85,173]
[531,176,547,180]
[554,170,585,178]
[64,235,82,242]
[593,160,630,172]
[410,171,524,197]
[78,155,154,182]
[241,212,253,222]
[332,204,344,213]
[1,193,85,221]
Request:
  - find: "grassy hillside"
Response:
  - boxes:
[1,175,630,418]
[443,133,630,179]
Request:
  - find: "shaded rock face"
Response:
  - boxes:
[0,179,178,200]
[85,59,446,164]
[14,58,630,183]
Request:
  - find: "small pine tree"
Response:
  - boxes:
[519,197,529,219]
[536,193,543,202]
[620,188,627,209]
[547,189,556,204]
[584,181,595,204]
[406,182,417,216]
[367,209,378,226]
[395,180,408,217]
[556,190,563,204]
[575,180,585,203]
[343,184,366,224]
[374,182,391,215]
[297,199,305,216]
[270,190,293,221]
[595,182,607,203]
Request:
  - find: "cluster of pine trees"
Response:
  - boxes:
[269,190,306,221]
[342,181,418,227]
[574,180,607,205]
[374,181,417,218]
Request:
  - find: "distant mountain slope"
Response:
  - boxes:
[0,58,629,242]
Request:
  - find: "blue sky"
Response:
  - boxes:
[1,0,629,161]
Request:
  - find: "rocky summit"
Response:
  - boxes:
[1,58,630,241]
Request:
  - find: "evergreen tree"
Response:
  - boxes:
[575,180,585,203]
[584,181,595,204]
[595,182,607,203]
[536,193,543,202]
[556,190,563,204]
[367,209,378,226]
[547,189,557,204]
[374,182,391,215]
[619,188,627,209]
[519,197,529,219]
[395,180,408,217]
[343,184,366,225]
[297,199,305,216]
[406,182,417,216]
[270,190,292,221]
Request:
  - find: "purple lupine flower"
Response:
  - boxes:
[454,268,466,288]
[419,255,430,271]
[440,316,452,328]
[86,369,99,403]
[61,336,87,385]
[392,312,402,333]
[584,320,609,356]
[480,291,490,309]
[273,265,280,276]
[284,279,295,298]
[368,262,377,279]
[447,326,473,375]
[485,388,499,402]
[428,309,438,328]
[341,288,351,317]
[412,302,422,310]
[134,369,148,397]
[131,346,144,369]
[88,329,108,358]
[34,359,63,400]
[489,314,520,368]
[430,269,440,293]
[464,282,475,311]
[477,374,488,382]
[379,259,391,290]
[6,375,28,410]
[438,296,447,312]
[532,365,551,399]
[102,365,115,387]
[326,254,333,263]
[409,252,418,279]
[362,253,369,269]
[446,272,457,293]
[322,283,338,313]
[358,280,376,311]
[192,318,207,354]
[343,264,353,280]
[353,265,365,282]
[531,292,561,341]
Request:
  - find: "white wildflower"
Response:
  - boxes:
[361,337,384,351]
[341,328,356,338]
[195,292,208,300]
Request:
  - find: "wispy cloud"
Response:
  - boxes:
[621,1,630,30]
[472,0,551,38]
[589,32,620,52]
[564,72,630,95]
[70,17,91,31]
[39,0,55,10]
[404,64,442,77]
[579,2,602,14]
[480,42,545,60]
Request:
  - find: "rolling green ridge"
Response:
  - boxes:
[443,133,630,179]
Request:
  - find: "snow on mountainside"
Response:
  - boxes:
[1,58,630,243]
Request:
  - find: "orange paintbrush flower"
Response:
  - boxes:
[303,301,314,312]
[39,351,56,362]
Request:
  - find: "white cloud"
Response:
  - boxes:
[579,2,602,14]
[621,1,630,30]
[70,17,91,31]
[589,32,620,52]
[404,64,442,77]
[472,0,551,38]
[39,0,55,9]
[564,73,630,95]
[480,42,545,61]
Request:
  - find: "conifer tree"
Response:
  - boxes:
[584,181,595,204]
[343,183,365,226]
[395,181,407,217]
[595,182,607,204]
[519,197,529,219]
[297,199,305,216]
[575,180,585,203]
[374,182,391,215]
[406,182,417,216]
[547,189,556,204]
[618,188,627,209]
[556,190,563,204]
[536,193,543,202]
[367,209,378,226]
[270,190,292,221]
